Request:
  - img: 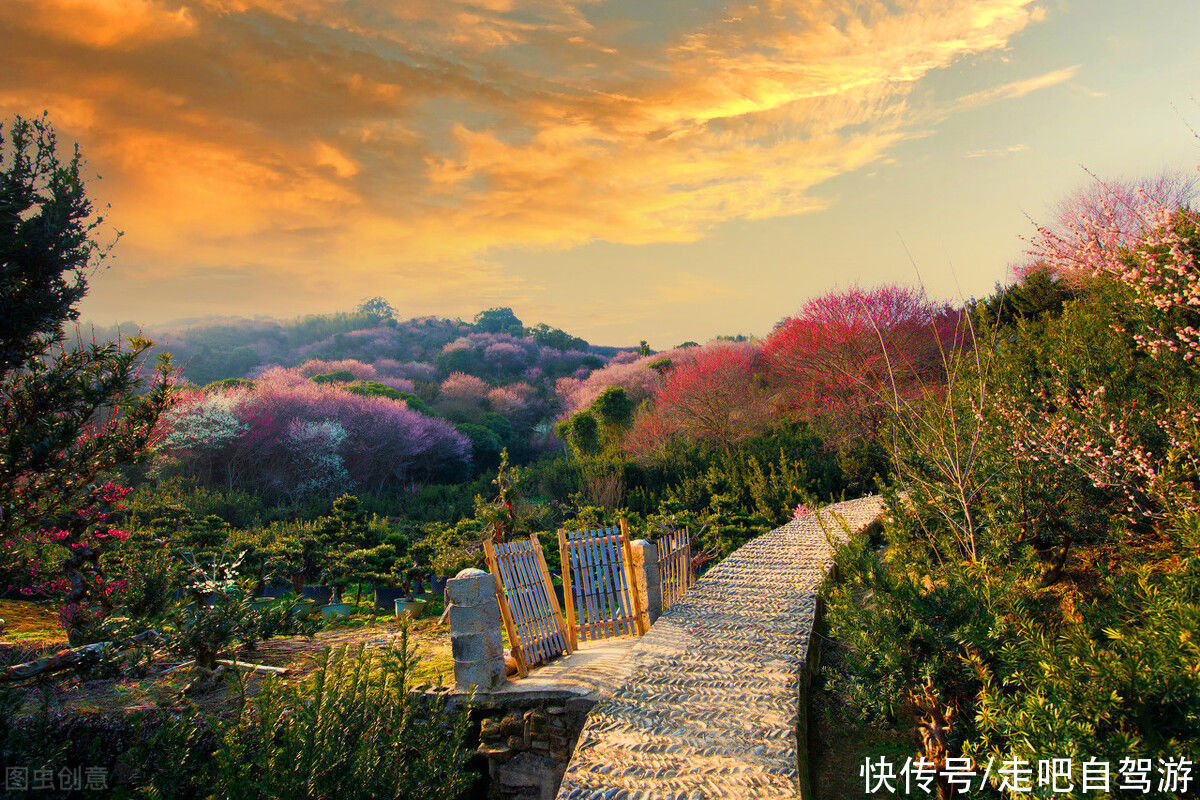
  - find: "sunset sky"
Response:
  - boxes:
[3,0,1197,346]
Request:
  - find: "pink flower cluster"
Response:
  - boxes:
[159,371,471,496]
[1006,195,1200,518]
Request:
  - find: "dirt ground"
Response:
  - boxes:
[0,600,453,716]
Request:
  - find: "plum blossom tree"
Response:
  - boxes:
[1000,198,1200,520]
[554,344,708,415]
[625,342,769,454]
[762,285,952,446]
[159,372,470,499]
[1016,170,1197,286]
[158,389,248,487]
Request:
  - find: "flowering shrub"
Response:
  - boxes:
[823,181,1200,792]
[439,372,489,400]
[1000,200,1200,519]
[6,483,134,632]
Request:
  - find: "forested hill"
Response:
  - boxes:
[83,303,624,388]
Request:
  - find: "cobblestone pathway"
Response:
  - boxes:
[555,496,885,800]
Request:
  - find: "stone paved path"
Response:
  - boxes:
[555,496,885,800]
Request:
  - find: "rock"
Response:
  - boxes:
[477,742,514,762]
[480,717,503,740]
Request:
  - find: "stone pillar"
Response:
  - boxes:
[447,567,507,692]
[629,539,662,629]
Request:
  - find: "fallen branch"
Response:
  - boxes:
[1,642,111,683]
[0,630,159,684]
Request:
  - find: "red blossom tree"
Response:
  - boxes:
[624,342,769,454]
[762,285,953,446]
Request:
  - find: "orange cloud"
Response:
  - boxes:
[0,0,1053,310]
[953,65,1079,110]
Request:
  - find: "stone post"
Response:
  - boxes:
[629,539,662,629]
[447,567,507,692]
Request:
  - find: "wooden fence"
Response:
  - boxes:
[557,520,646,649]
[656,528,693,611]
[483,534,571,677]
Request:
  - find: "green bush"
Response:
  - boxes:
[137,636,472,800]
[310,370,355,384]
[118,638,470,798]
[823,215,1200,790]
[343,379,403,400]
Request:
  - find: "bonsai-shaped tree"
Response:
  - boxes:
[171,550,255,672]
[391,554,419,602]
[260,534,312,593]
[313,495,370,603]
[170,550,316,686]
[422,520,484,581]
[342,543,395,606]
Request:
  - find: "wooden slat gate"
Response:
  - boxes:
[656,528,693,611]
[556,520,646,649]
[483,534,571,677]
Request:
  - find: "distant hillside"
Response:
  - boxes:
[82,305,628,390]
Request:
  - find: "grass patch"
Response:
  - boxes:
[0,600,66,648]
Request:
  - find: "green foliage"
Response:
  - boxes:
[357,295,397,322]
[0,115,176,613]
[420,519,483,578]
[975,267,1078,332]
[557,411,601,456]
[593,386,634,428]
[0,115,95,372]
[168,551,317,669]
[343,379,403,400]
[122,635,472,800]
[314,495,371,596]
[311,369,355,384]
[527,322,588,351]
[473,306,523,335]
[344,543,399,588]
[969,517,1200,778]
[183,345,259,385]
[480,411,513,444]
[824,246,1200,786]
[396,390,436,416]
[126,477,273,528]
[106,546,179,620]
[455,422,503,471]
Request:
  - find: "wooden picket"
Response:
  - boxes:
[557,520,646,644]
[483,535,571,675]
[656,527,693,611]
